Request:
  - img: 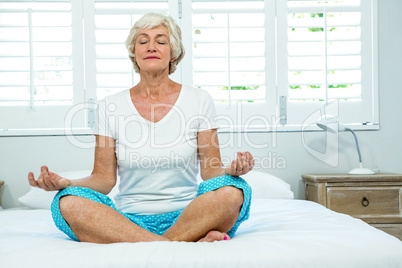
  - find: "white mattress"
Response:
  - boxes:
[1,199,401,268]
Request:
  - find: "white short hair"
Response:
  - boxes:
[125,13,185,75]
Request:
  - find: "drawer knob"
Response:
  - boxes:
[361,197,370,207]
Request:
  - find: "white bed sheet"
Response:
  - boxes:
[1,199,401,268]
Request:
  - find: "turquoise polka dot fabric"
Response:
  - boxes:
[51,175,252,241]
[197,175,252,237]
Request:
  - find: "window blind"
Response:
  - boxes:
[288,0,362,102]
[191,0,266,104]
[0,0,378,135]
[278,0,377,125]
[0,1,73,107]
[0,0,86,131]
[92,1,169,100]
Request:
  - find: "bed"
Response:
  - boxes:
[1,170,401,268]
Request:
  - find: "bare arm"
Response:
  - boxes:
[28,135,117,195]
[197,129,254,181]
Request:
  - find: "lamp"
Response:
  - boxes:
[316,117,374,175]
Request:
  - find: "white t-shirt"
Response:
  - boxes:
[93,85,219,215]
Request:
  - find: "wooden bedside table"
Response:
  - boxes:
[302,173,402,240]
[0,180,4,207]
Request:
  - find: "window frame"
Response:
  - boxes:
[276,0,379,131]
[0,0,89,136]
[0,0,379,137]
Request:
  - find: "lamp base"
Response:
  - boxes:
[348,168,375,175]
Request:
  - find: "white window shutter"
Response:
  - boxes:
[90,1,169,101]
[0,0,87,132]
[278,0,378,126]
[0,0,378,135]
[189,0,276,129]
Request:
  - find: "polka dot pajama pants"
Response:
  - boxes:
[51,175,252,241]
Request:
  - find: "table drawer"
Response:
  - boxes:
[370,224,402,240]
[326,187,401,216]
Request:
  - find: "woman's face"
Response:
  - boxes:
[134,25,171,75]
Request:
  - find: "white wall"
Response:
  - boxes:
[1,0,401,208]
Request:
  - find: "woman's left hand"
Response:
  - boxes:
[225,152,255,177]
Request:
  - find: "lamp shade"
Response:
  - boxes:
[316,115,346,133]
[316,116,374,175]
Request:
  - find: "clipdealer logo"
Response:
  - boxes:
[301,101,340,167]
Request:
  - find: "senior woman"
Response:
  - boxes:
[27,13,254,243]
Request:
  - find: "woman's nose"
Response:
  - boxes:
[147,41,157,51]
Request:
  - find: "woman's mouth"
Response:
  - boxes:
[145,56,159,59]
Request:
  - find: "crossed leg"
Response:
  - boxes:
[163,185,243,241]
[59,186,244,243]
[59,195,168,243]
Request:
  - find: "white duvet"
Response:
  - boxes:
[1,199,401,268]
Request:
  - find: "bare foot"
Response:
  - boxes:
[198,230,230,242]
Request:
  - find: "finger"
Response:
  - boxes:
[41,166,56,189]
[244,152,252,162]
[27,172,39,187]
[240,152,248,171]
[41,179,53,190]
[41,165,50,181]
[226,160,238,176]
[241,152,247,163]
[231,159,237,172]
[225,161,235,175]
[40,165,49,176]
[36,170,50,190]
[48,172,58,188]
[236,152,243,171]
[232,156,243,176]
[243,152,254,169]
[37,177,49,190]
[241,160,250,174]
[43,177,54,189]
[240,152,254,174]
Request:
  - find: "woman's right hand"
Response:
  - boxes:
[28,165,71,191]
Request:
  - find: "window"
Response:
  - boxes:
[0,0,378,136]
[191,1,266,103]
[0,0,83,132]
[185,0,276,129]
[92,1,169,100]
[277,0,378,127]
